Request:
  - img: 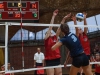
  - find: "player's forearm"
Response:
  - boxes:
[56,27,61,37]
[56,17,66,37]
[84,17,88,34]
[65,52,70,62]
[48,26,53,32]
[61,18,66,24]
[65,56,70,64]
[66,55,70,61]
[47,15,56,32]
[48,15,56,33]
[84,17,87,25]
[74,20,77,25]
[73,19,78,28]
[45,15,55,39]
[73,19,78,32]
[50,15,56,24]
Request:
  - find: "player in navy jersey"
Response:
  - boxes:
[51,24,93,75]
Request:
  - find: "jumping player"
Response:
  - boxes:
[72,13,91,75]
[44,9,71,75]
[51,24,93,75]
[72,12,90,60]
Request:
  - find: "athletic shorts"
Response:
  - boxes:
[86,55,90,60]
[95,72,100,75]
[45,58,61,66]
[72,53,89,68]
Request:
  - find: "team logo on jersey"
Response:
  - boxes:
[84,38,87,41]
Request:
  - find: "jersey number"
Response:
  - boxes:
[71,35,77,42]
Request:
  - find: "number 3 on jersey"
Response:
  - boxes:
[71,35,77,42]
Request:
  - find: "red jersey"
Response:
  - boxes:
[79,33,90,55]
[44,35,61,60]
[5,73,10,75]
[95,64,100,73]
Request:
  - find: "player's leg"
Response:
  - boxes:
[77,67,83,75]
[69,65,80,75]
[54,58,62,75]
[70,55,83,75]
[45,59,55,75]
[79,55,90,75]
[82,54,93,75]
[82,65,93,75]
[55,66,62,75]
[46,68,55,75]
[71,53,86,75]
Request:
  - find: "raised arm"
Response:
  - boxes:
[64,51,71,68]
[71,15,79,37]
[56,13,71,37]
[83,12,88,34]
[44,9,58,40]
[52,41,63,50]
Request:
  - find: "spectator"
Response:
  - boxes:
[8,63,14,75]
[94,53,100,75]
[0,65,5,75]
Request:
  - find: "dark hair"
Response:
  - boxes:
[60,23,69,35]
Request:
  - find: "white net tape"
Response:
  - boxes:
[0,62,100,73]
[0,62,100,74]
[0,22,100,28]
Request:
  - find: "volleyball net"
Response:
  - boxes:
[0,22,100,74]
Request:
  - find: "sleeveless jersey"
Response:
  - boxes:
[60,32,83,57]
[79,33,90,55]
[44,35,61,60]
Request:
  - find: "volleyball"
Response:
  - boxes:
[76,13,84,22]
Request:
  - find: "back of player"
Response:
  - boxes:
[60,32,83,57]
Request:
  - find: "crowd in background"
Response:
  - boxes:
[0,63,14,75]
[90,43,100,75]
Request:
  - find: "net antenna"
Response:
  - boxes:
[19,0,24,70]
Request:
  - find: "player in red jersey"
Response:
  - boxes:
[72,12,90,59]
[72,13,91,75]
[44,9,71,75]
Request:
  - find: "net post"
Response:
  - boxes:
[5,22,8,72]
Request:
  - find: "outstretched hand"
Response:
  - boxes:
[83,12,87,18]
[71,14,76,21]
[63,13,71,19]
[53,9,59,16]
